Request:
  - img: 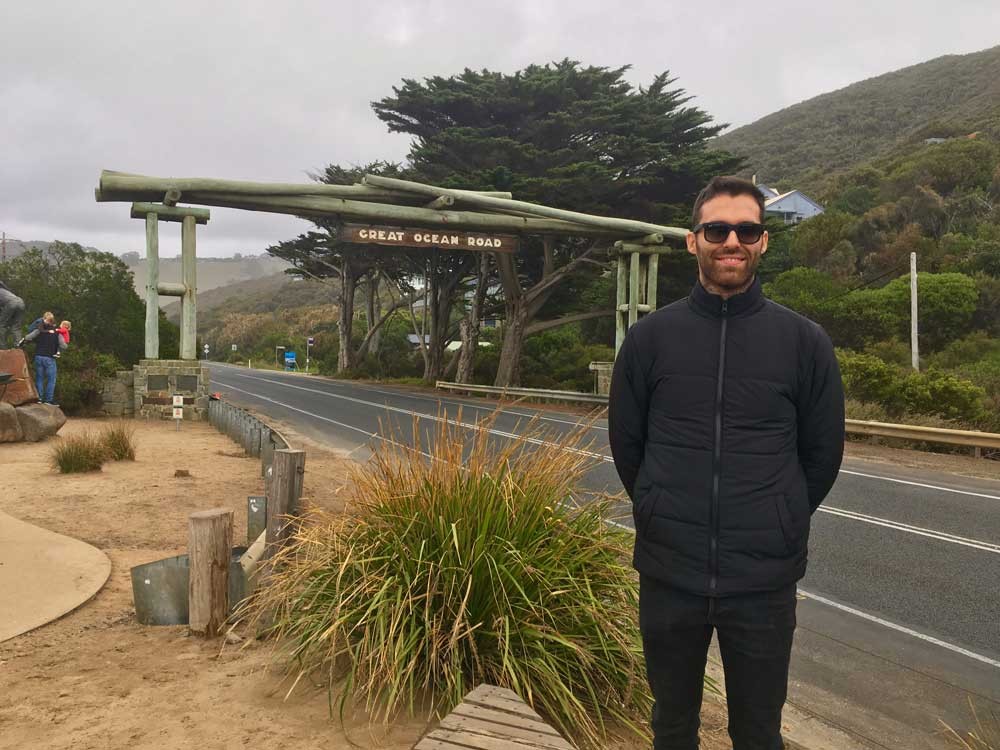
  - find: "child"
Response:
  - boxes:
[53,320,71,358]
[17,312,55,347]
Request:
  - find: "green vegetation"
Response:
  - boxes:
[0,242,180,413]
[100,421,137,461]
[240,413,657,748]
[713,45,1000,192]
[50,432,107,473]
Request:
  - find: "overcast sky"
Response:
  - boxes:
[2,1,998,257]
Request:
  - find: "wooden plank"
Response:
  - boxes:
[339,223,518,254]
[417,728,560,750]
[144,213,159,359]
[130,202,210,223]
[436,715,574,750]
[463,685,545,721]
[448,703,561,736]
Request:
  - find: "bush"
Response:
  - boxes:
[47,347,124,415]
[100,421,136,461]
[50,432,106,473]
[240,413,655,749]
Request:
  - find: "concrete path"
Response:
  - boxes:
[0,509,111,641]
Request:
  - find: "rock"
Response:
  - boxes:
[15,403,67,442]
[0,349,40,407]
[174,469,191,478]
[0,402,24,442]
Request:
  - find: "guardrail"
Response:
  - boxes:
[435,381,608,404]
[435,381,1000,455]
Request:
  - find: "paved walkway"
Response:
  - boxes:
[0,510,111,641]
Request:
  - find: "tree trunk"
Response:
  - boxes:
[337,260,358,372]
[423,252,442,381]
[366,270,382,357]
[494,299,528,387]
[457,253,489,383]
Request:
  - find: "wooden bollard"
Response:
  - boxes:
[188,507,233,637]
[260,428,273,478]
[264,449,306,559]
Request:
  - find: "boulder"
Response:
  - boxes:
[0,402,24,442]
[15,403,67,442]
[0,349,40,407]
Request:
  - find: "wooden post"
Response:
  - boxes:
[180,215,197,360]
[247,495,267,545]
[910,252,919,371]
[260,428,273,478]
[188,507,233,637]
[265,449,306,559]
[628,252,640,327]
[615,256,627,354]
[145,213,159,359]
[647,253,659,312]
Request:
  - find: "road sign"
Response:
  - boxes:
[307,337,314,346]
[172,395,184,407]
[172,407,183,419]
[231,344,237,351]
[340,223,518,254]
[203,344,209,352]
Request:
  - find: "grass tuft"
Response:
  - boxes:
[944,701,1000,749]
[239,410,653,748]
[100,421,137,461]
[50,432,106,473]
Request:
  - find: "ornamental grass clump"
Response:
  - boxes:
[50,432,106,473]
[244,411,650,748]
[99,421,136,461]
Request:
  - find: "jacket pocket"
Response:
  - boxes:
[635,489,659,536]
[772,494,797,554]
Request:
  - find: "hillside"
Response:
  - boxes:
[1,239,102,261]
[126,253,292,300]
[713,45,1000,192]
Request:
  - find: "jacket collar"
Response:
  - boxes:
[689,275,764,317]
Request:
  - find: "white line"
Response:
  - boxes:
[217,371,1000,554]
[820,506,1000,554]
[839,469,1000,501]
[797,590,1000,670]
[608,519,1000,670]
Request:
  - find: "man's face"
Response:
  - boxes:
[686,193,768,297]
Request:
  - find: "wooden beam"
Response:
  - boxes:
[130,202,210,224]
[163,188,182,207]
[613,242,681,255]
[156,282,186,297]
[363,174,689,240]
[628,252,640,327]
[615,256,627,353]
[647,253,659,311]
[180,216,197,361]
[265,449,306,559]
[144,214,159,359]
[188,507,233,637]
[424,195,455,209]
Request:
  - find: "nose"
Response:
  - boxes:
[722,229,741,249]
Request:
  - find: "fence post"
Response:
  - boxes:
[188,507,233,637]
[247,495,267,545]
[260,428,273,478]
[265,449,306,560]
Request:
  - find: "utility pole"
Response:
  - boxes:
[910,252,919,371]
[2,232,6,262]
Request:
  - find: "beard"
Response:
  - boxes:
[694,243,762,293]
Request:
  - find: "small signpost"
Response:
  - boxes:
[231,343,237,352]
[202,343,210,360]
[172,395,184,431]
[306,336,314,373]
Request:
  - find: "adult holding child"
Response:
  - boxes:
[21,312,67,406]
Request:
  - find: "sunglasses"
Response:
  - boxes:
[692,221,765,244]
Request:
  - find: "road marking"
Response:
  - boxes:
[839,469,1000,502]
[820,506,1000,554]
[216,371,1000,553]
[796,590,1000,670]
[218,374,1000,672]
[605,518,1000,670]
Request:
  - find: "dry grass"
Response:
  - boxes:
[100,421,137,461]
[944,701,1000,749]
[239,410,652,749]
[50,432,106,473]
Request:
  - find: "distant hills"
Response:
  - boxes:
[124,253,292,303]
[713,45,1000,193]
[1,238,103,260]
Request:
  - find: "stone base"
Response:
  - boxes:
[99,369,135,418]
[133,360,210,421]
[588,361,614,396]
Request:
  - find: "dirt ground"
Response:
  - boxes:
[0,414,851,750]
[0,417,734,750]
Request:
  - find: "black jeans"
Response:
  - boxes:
[639,575,797,750]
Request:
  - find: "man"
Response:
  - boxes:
[26,313,67,406]
[608,176,844,750]
[0,280,26,348]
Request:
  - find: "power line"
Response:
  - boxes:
[824,256,910,303]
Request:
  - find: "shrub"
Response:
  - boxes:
[100,421,136,461]
[942,701,1000,749]
[50,432,106,473]
[240,412,655,748]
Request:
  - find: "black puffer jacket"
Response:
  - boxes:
[609,278,844,596]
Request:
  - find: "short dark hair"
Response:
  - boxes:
[691,176,765,226]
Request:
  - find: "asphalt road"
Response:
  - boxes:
[210,363,1000,749]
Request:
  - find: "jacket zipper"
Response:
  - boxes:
[709,301,728,591]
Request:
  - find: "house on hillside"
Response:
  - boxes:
[753,177,824,224]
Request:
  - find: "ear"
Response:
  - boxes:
[760,230,769,254]
[686,232,698,256]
